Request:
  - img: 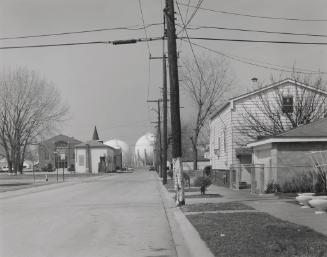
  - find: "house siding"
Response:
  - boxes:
[210,81,327,172]
[210,105,233,170]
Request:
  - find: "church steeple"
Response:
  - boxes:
[92,126,99,141]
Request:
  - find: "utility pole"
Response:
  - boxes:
[162,53,168,185]
[165,0,185,205]
[148,99,162,177]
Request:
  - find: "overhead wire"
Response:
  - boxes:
[177,0,205,35]
[185,25,327,38]
[179,36,327,45]
[137,0,154,124]
[0,37,163,50]
[176,2,327,22]
[181,39,327,74]
[0,23,163,41]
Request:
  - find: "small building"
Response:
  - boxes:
[75,140,122,173]
[247,118,327,192]
[38,134,82,171]
[74,126,122,173]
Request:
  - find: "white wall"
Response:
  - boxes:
[75,148,87,173]
[90,148,108,174]
[210,105,233,170]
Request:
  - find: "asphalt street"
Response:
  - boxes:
[0,170,177,257]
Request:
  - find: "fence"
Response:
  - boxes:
[230,164,315,194]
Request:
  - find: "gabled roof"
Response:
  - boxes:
[75,140,114,149]
[247,118,327,147]
[42,134,82,145]
[231,78,327,102]
[211,79,327,120]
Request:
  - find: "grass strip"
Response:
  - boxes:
[187,212,327,257]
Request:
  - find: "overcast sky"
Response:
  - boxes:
[0,0,326,146]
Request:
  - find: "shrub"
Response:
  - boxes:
[193,176,212,188]
[47,163,53,172]
[265,181,281,193]
[203,166,212,177]
[279,171,315,193]
[68,164,75,171]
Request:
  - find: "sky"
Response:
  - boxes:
[0,0,326,147]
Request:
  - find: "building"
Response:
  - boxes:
[74,126,122,173]
[134,133,156,167]
[247,117,327,192]
[75,140,122,173]
[38,134,82,171]
[208,79,327,185]
[104,139,132,168]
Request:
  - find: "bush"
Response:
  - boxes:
[203,166,212,177]
[68,164,75,171]
[47,163,53,172]
[279,171,315,193]
[265,181,281,193]
[193,176,212,188]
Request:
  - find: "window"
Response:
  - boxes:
[78,155,85,166]
[214,137,221,158]
[223,129,227,153]
[282,96,293,113]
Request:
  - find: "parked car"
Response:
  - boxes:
[149,166,155,171]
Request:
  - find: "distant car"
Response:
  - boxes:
[149,166,155,171]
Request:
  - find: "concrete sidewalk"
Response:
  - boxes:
[156,176,215,257]
[190,183,327,236]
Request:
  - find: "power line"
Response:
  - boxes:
[177,0,205,35]
[182,39,326,74]
[177,2,327,22]
[138,0,151,55]
[185,25,327,38]
[0,37,163,50]
[0,23,163,41]
[179,36,327,45]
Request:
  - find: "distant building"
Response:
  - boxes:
[134,133,156,167]
[74,126,122,173]
[38,134,82,170]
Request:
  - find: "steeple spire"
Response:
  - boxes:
[92,126,99,141]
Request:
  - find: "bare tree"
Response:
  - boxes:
[181,56,232,170]
[0,68,68,174]
[240,74,327,140]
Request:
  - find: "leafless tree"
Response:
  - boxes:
[181,56,232,170]
[240,74,327,140]
[0,68,68,174]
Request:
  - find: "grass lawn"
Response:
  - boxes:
[187,212,327,257]
[182,202,254,212]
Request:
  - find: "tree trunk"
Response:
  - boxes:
[193,146,198,171]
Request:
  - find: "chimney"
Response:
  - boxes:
[251,77,258,88]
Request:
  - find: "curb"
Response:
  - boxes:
[156,175,215,257]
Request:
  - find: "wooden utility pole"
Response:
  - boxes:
[162,53,168,185]
[148,99,162,177]
[165,0,185,205]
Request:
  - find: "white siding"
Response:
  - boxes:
[210,105,232,170]
[210,81,327,170]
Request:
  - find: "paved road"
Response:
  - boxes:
[0,170,177,257]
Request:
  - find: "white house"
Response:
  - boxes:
[75,140,122,174]
[208,78,327,185]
